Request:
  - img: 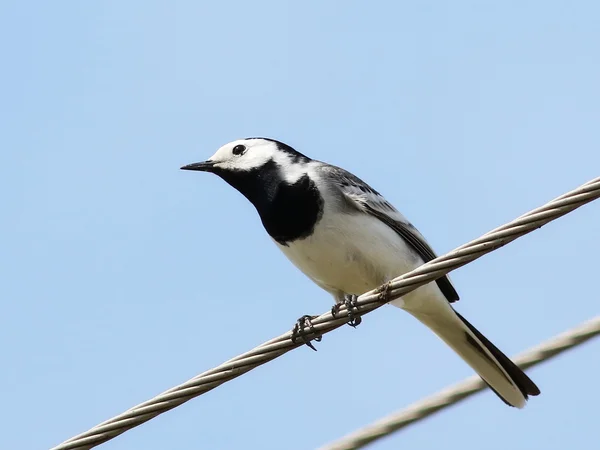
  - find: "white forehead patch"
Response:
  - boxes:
[207,138,309,183]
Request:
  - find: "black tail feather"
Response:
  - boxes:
[455,311,541,399]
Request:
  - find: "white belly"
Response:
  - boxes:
[276,211,423,299]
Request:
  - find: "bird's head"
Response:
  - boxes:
[181,137,309,176]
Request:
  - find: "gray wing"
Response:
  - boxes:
[321,164,460,303]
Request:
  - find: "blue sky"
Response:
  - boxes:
[2,1,599,449]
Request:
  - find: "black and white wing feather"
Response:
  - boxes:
[321,164,460,303]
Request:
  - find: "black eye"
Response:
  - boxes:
[232,144,246,155]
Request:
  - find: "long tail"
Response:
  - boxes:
[408,303,540,407]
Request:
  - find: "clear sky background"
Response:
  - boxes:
[2,2,599,449]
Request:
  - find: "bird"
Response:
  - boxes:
[181,137,540,408]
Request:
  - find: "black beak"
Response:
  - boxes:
[180,160,216,172]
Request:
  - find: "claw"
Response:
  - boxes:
[331,303,342,318]
[331,294,362,328]
[291,315,322,351]
[377,281,392,303]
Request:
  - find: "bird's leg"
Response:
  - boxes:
[331,294,362,328]
[291,314,322,351]
[377,281,392,303]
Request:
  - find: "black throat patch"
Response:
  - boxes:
[214,159,323,245]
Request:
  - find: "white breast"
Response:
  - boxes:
[275,204,423,300]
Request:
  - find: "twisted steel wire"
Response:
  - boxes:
[52,176,600,450]
[320,316,600,450]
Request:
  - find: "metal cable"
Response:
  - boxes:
[320,316,600,450]
[51,176,600,450]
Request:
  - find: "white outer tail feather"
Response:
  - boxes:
[405,301,528,408]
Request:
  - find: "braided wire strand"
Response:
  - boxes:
[51,176,600,450]
[319,316,600,450]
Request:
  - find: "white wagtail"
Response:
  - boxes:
[182,137,540,408]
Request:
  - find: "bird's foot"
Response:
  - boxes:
[331,294,362,328]
[377,281,392,303]
[291,315,322,351]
